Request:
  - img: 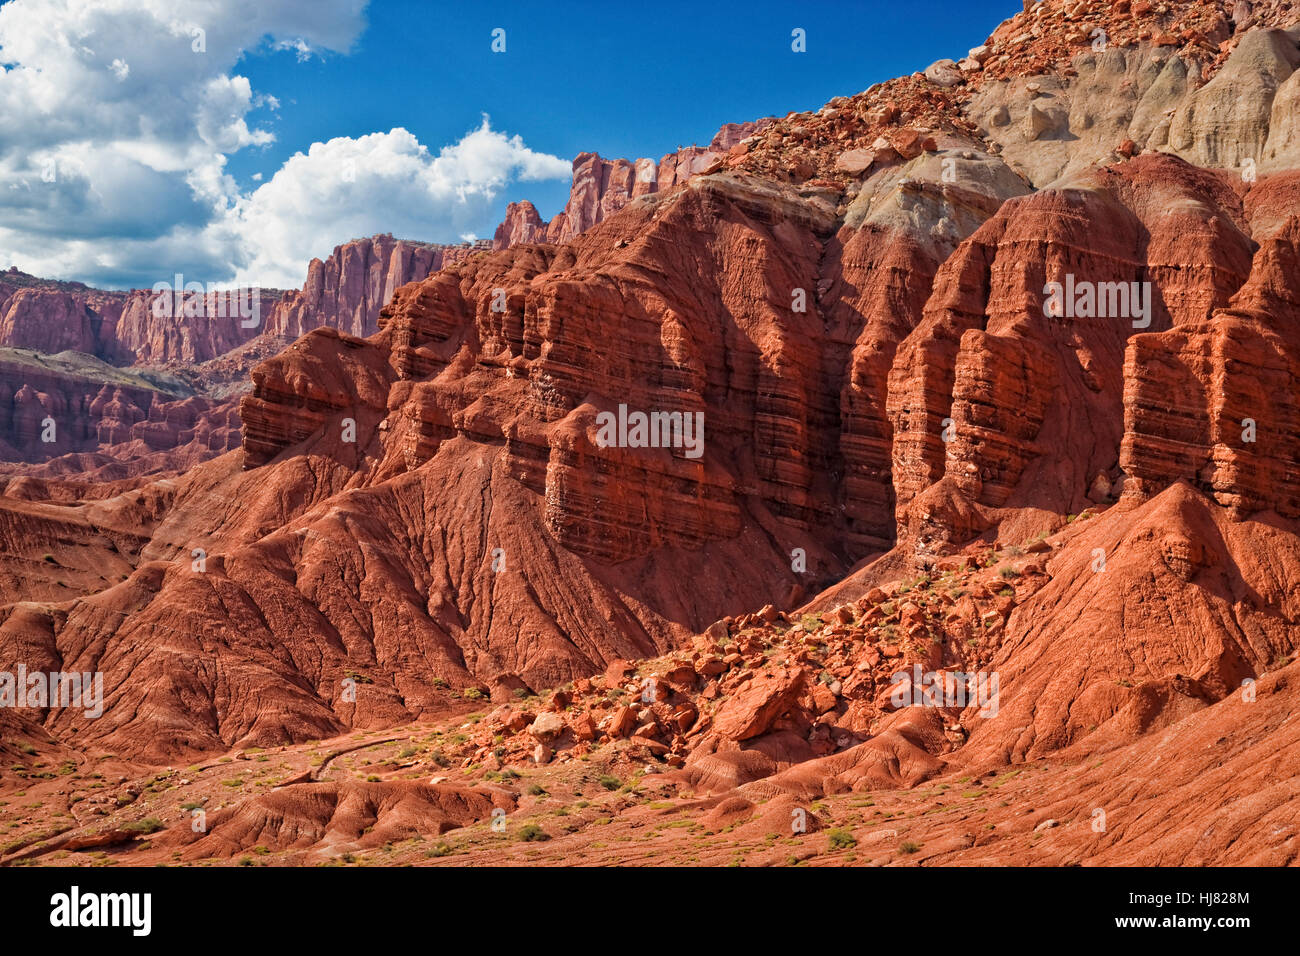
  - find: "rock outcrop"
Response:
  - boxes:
[267,234,490,341]
[492,200,548,248]
[1,236,494,370]
[0,237,493,470]
[1121,211,1300,517]
[887,153,1256,551]
[2,0,1300,869]
[492,120,774,251]
[0,349,238,465]
[0,289,119,359]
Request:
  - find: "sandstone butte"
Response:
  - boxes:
[0,0,1299,868]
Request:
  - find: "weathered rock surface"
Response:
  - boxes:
[492,120,774,251]
[1121,211,1300,516]
[268,234,486,341]
[493,199,548,249]
[887,153,1255,551]
[1,235,489,370]
[0,349,238,465]
[161,780,513,858]
[2,0,1300,868]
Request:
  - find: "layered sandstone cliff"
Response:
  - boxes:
[0,0,1299,869]
[0,236,492,370]
[493,120,774,251]
[0,349,238,466]
[0,237,493,469]
[1121,198,1300,517]
[267,234,491,341]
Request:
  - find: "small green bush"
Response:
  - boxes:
[122,818,164,834]
[827,828,857,850]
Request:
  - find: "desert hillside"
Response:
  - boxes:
[1,0,1298,869]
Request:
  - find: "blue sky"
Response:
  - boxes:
[234,0,1019,224]
[0,0,1019,289]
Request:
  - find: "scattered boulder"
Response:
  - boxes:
[528,712,565,741]
[712,668,808,740]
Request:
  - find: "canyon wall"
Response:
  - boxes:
[0,351,238,466]
[0,236,492,369]
[267,234,493,341]
[493,120,774,250]
[1,2,1299,781]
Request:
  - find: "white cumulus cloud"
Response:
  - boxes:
[225,121,571,288]
[0,0,572,290]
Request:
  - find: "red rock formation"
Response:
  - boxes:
[240,325,395,469]
[1121,212,1300,516]
[0,351,238,468]
[710,120,772,151]
[113,288,284,365]
[3,0,1300,871]
[0,290,109,357]
[953,481,1298,765]
[492,200,547,249]
[16,147,1292,765]
[492,120,775,251]
[887,154,1256,550]
[268,234,487,341]
[0,269,272,366]
[1,235,491,370]
[159,780,513,859]
[0,236,493,472]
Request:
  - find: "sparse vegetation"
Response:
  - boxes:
[122,818,164,835]
[516,823,550,842]
[827,828,857,850]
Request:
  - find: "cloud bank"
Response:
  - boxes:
[0,0,571,289]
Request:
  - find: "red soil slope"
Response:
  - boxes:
[1,0,1298,866]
